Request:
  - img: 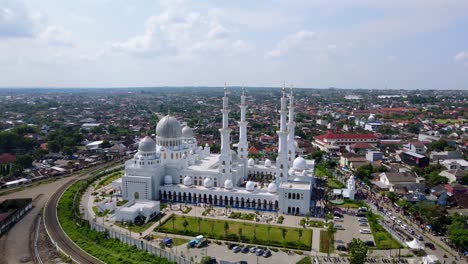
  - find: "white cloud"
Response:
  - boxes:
[266,30,317,58]
[454,51,468,62]
[0,0,41,38]
[110,1,247,58]
[39,25,72,46]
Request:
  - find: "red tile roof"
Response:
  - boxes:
[0,153,16,164]
[315,131,378,141]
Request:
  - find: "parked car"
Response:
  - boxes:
[255,249,264,256]
[415,235,424,241]
[333,216,342,220]
[364,241,375,247]
[233,246,242,253]
[262,250,271,257]
[359,222,369,227]
[241,246,249,253]
[425,243,436,250]
[400,224,407,230]
[358,218,368,222]
[357,213,366,217]
[335,225,344,229]
[334,218,344,222]
[336,245,347,251]
[236,261,248,264]
[249,246,257,253]
[360,229,371,234]
[228,243,237,250]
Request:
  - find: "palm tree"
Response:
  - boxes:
[182,217,189,233]
[171,215,176,230]
[298,229,303,243]
[326,222,337,256]
[238,227,243,242]
[281,228,287,248]
[210,221,215,238]
[224,222,229,238]
[267,224,272,242]
[197,217,202,233]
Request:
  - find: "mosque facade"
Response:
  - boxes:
[121,86,316,215]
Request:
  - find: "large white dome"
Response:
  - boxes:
[246,181,256,192]
[267,182,277,193]
[138,136,156,152]
[264,159,271,167]
[203,177,214,188]
[183,176,192,186]
[182,126,194,138]
[224,179,233,190]
[156,115,182,138]
[293,156,307,171]
[164,175,173,185]
[248,158,255,166]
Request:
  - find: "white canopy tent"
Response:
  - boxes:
[422,255,439,264]
[406,238,424,250]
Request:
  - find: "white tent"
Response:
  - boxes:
[406,238,424,250]
[422,255,438,264]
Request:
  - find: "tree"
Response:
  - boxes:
[197,217,202,233]
[326,222,337,256]
[281,228,287,247]
[171,216,175,230]
[224,222,229,238]
[386,192,398,203]
[447,214,468,250]
[298,229,303,242]
[348,238,368,264]
[100,140,112,148]
[182,217,189,233]
[238,227,243,242]
[16,154,33,168]
[267,224,272,242]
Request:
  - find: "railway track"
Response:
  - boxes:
[43,161,122,264]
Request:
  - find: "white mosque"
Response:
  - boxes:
[121,86,316,215]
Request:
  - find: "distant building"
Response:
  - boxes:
[366,151,384,162]
[0,198,33,235]
[313,131,378,153]
[400,151,429,167]
[439,169,466,183]
[371,172,425,193]
[81,123,102,130]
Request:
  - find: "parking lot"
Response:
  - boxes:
[172,242,305,264]
[334,213,375,250]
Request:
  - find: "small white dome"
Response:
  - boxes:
[182,154,187,159]
[368,113,375,122]
[189,150,194,155]
[203,177,214,188]
[182,126,194,138]
[293,156,307,171]
[183,176,192,186]
[267,182,277,193]
[205,143,210,148]
[138,136,156,152]
[224,179,233,190]
[248,158,255,166]
[246,181,256,192]
[164,175,173,185]
[264,159,271,167]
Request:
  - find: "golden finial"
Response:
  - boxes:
[282,81,286,91]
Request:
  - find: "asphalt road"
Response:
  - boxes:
[43,161,123,264]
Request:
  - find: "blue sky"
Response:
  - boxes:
[0,0,467,89]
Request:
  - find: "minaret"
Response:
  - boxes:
[219,84,232,178]
[237,86,248,161]
[276,84,289,185]
[287,85,296,166]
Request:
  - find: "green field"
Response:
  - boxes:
[367,212,402,249]
[327,178,345,189]
[57,175,175,263]
[157,215,312,250]
[95,170,123,188]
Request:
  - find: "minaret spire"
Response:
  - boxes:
[276,84,289,185]
[237,85,249,161]
[219,84,232,178]
[287,84,296,166]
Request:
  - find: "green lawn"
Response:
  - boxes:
[157,215,312,250]
[319,230,334,253]
[96,170,123,189]
[335,199,367,209]
[327,178,345,189]
[367,212,402,249]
